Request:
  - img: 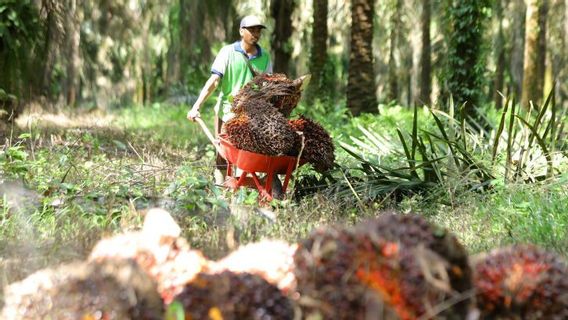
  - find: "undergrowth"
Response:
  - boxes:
[1,97,567,294]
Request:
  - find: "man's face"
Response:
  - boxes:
[240,26,263,45]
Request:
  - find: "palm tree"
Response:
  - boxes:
[305,0,329,103]
[521,0,548,109]
[418,0,432,106]
[270,0,295,74]
[347,0,377,115]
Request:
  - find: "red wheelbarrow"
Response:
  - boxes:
[195,118,304,201]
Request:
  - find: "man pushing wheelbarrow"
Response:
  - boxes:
[188,15,334,202]
[187,15,273,185]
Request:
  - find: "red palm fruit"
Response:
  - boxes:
[473,244,568,319]
[288,115,335,172]
[1,259,164,320]
[172,271,295,320]
[247,100,296,155]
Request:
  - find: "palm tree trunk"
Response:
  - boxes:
[510,0,526,99]
[347,0,377,115]
[493,0,505,108]
[65,0,82,107]
[306,0,329,102]
[387,0,402,102]
[418,0,432,106]
[270,0,295,75]
[521,0,548,108]
[42,0,62,101]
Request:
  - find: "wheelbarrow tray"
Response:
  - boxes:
[219,136,300,174]
[218,134,305,201]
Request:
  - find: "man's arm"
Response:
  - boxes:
[187,74,221,121]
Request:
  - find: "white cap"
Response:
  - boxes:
[240,15,266,29]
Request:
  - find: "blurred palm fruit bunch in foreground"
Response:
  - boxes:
[358,213,473,317]
[88,209,210,303]
[172,271,295,320]
[224,73,335,172]
[292,213,474,320]
[210,240,298,294]
[1,259,164,320]
[473,244,568,319]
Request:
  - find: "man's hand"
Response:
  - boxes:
[187,107,200,122]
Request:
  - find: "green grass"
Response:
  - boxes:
[425,178,568,255]
[1,100,567,297]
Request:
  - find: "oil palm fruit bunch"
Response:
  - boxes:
[88,209,210,304]
[223,113,256,151]
[1,259,164,320]
[172,271,295,320]
[293,225,390,319]
[232,73,304,117]
[288,115,335,172]
[225,72,334,160]
[294,217,474,320]
[294,224,456,320]
[359,213,473,317]
[225,98,296,155]
[211,240,298,294]
[473,244,568,319]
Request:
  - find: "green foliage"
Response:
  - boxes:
[114,102,208,148]
[429,178,568,255]
[491,88,567,183]
[0,88,17,102]
[338,90,567,205]
[164,164,229,211]
[2,98,567,293]
[0,0,43,97]
[165,301,185,320]
[0,134,30,177]
[339,104,493,203]
[440,0,491,117]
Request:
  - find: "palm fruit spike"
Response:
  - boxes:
[288,115,335,172]
[1,259,164,320]
[358,212,473,317]
[473,244,568,319]
[232,73,303,117]
[172,271,295,320]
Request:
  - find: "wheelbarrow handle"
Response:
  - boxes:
[195,117,224,156]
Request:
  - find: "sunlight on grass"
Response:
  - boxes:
[1,100,567,296]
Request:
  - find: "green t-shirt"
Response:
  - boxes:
[211,41,272,122]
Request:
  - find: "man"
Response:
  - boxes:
[187,15,281,194]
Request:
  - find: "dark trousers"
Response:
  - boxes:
[215,114,228,171]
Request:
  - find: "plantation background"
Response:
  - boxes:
[1,0,567,307]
